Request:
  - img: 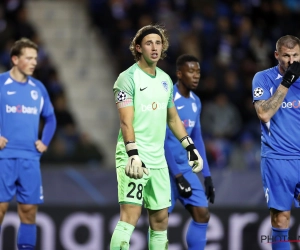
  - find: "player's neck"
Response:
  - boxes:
[137,60,156,76]
[177,82,189,98]
[277,64,286,76]
[9,67,28,83]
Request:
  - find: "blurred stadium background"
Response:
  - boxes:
[1,0,300,249]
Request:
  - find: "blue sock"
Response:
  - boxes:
[186,221,207,250]
[271,227,290,250]
[17,223,36,250]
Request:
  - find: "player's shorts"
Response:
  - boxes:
[117,166,171,210]
[0,159,43,204]
[261,157,300,210]
[168,167,208,213]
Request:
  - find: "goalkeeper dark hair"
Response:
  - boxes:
[129,24,169,62]
[176,54,199,71]
[276,35,300,52]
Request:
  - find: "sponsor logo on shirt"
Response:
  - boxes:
[281,100,300,108]
[182,119,195,128]
[6,105,38,115]
[141,102,167,111]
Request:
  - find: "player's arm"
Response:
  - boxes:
[191,121,215,203]
[37,113,57,153]
[254,85,288,123]
[0,137,8,149]
[255,62,300,123]
[118,106,135,142]
[164,138,192,198]
[167,106,203,172]
[115,89,148,179]
[37,84,57,153]
[164,130,181,177]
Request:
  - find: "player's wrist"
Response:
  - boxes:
[180,135,194,150]
[125,141,139,156]
[281,79,292,88]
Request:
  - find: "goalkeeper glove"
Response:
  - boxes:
[180,135,203,173]
[125,142,149,179]
[204,176,215,204]
[176,174,192,198]
[281,61,300,88]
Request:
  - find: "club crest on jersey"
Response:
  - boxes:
[31,90,38,100]
[161,81,168,92]
[192,103,197,112]
[253,87,264,97]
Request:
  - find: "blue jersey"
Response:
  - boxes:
[0,71,55,160]
[165,84,210,177]
[252,65,300,159]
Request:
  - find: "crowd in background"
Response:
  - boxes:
[0,0,103,167]
[87,0,300,170]
[1,0,300,170]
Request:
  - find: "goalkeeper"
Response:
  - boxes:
[110,25,203,250]
[253,35,300,250]
[164,54,215,250]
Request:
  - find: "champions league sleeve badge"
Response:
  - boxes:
[161,81,168,92]
[117,90,127,102]
[253,87,264,98]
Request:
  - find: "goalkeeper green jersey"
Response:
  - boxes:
[114,63,174,169]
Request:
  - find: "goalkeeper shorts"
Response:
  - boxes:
[117,166,171,210]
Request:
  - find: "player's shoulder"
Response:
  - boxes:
[190,91,200,103]
[122,63,139,76]
[115,64,137,88]
[27,76,47,92]
[156,66,171,79]
[117,63,138,81]
[253,66,279,81]
[0,71,11,86]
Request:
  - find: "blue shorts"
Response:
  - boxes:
[168,168,207,213]
[0,159,43,204]
[261,157,300,211]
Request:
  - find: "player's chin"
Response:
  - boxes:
[26,69,35,75]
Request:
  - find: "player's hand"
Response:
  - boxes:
[175,174,192,198]
[204,176,215,204]
[0,136,8,149]
[35,140,48,153]
[180,136,203,173]
[125,142,149,179]
[281,61,300,88]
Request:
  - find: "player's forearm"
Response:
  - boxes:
[164,141,181,177]
[167,116,187,141]
[118,106,135,143]
[120,121,135,142]
[255,84,288,123]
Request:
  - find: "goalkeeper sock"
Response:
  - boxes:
[186,221,207,250]
[17,223,36,250]
[110,221,134,250]
[271,227,289,250]
[148,228,168,250]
